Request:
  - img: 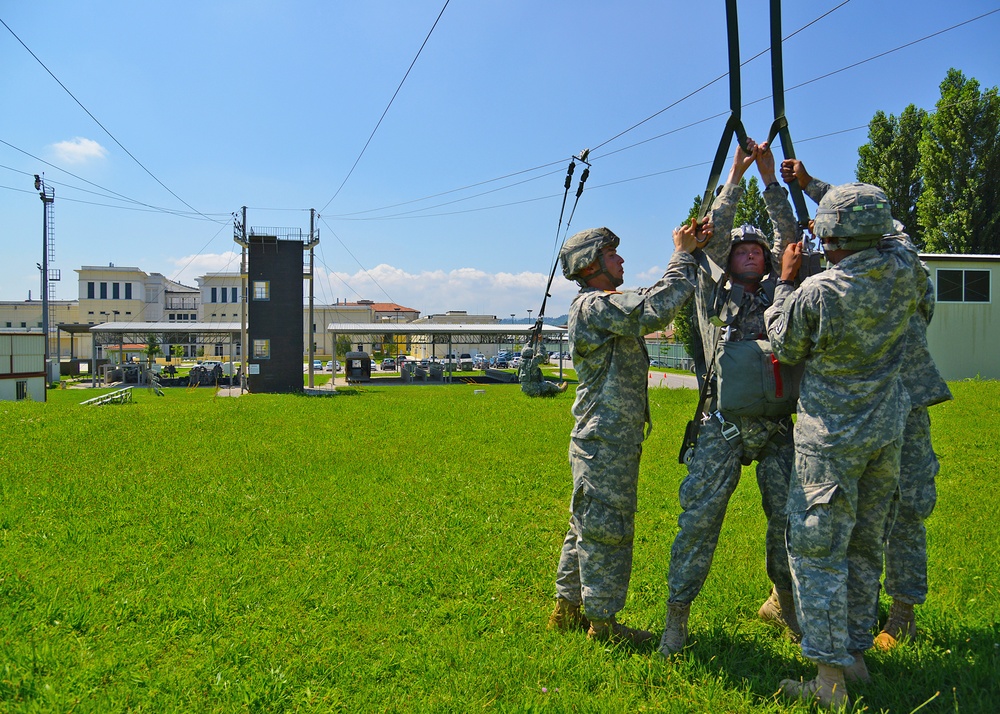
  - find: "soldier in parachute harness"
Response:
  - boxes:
[659,139,802,657]
[518,342,567,397]
[548,220,705,647]
[764,173,931,710]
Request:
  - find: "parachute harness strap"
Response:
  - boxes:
[765,0,810,233]
[698,0,750,221]
[535,149,591,343]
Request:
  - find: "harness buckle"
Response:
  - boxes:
[712,411,741,442]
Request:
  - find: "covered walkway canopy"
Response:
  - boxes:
[326,321,566,349]
[86,322,241,386]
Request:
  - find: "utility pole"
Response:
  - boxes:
[307,209,318,388]
[234,206,249,392]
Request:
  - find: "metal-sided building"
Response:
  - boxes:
[922,253,999,381]
[0,332,45,402]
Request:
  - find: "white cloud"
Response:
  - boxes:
[50,137,108,164]
[167,254,580,320]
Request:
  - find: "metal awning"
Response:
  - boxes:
[325,322,566,343]
[88,321,242,346]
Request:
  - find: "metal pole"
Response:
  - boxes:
[308,209,316,388]
[240,206,248,392]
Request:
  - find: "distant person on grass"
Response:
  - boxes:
[518,341,567,397]
[659,139,801,657]
[765,171,929,710]
[548,220,707,646]
[783,159,954,653]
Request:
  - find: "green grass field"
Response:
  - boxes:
[1,381,997,712]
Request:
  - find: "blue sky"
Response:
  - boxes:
[2,1,998,319]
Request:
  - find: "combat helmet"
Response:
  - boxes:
[814,183,894,251]
[728,224,773,282]
[560,227,622,288]
[521,345,534,359]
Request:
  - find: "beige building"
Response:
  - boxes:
[408,311,500,359]
[0,266,421,366]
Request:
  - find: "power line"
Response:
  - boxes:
[320,7,999,223]
[0,140,223,220]
[0,16,210,219]
[318,0,451,214]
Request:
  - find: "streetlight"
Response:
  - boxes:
[510,313,515,356]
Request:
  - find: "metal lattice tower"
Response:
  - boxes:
[35,175,60,366]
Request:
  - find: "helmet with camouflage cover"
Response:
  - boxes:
[728,224,773,282]
[560,227,622,288]
[521,345,534,359]
[814,183,894,250]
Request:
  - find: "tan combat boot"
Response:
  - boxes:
[758,586,802,639]
[657,602,690,656]
[586,616,654,646]
[547,597,590,632]
[843,651,871,683]
[780,663,850,710]
[873,599,916,650]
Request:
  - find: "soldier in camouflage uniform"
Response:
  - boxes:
[784,161,954,651]
[548,221,705,646]
[765,174,930,710]
[659,140,800,656]
[518,342,567,397]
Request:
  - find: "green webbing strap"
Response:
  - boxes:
[764,0,810,231]
[534,150,591,344]
[698,0,750,220]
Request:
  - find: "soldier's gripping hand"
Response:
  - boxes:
[780,242,803,282]
[780,159,812,190]
[674,217,702,255]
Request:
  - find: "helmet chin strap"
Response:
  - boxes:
[731,269,764,284]
[597,252,624,287]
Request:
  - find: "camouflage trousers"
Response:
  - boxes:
[522,381,562,398]
[668,414,794,604]
[788,438,902,667]
[883,406,939,605]
[555,438,642,620]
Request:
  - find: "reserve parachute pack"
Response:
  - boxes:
[714,338,803,417]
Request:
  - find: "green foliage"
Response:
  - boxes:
[856,105,928,245]
[336,334,352,359]
[143,333,162,366]
[733,176,772,240]
[919,69,1000,253]
[1,382,997,711]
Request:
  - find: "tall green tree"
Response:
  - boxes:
[918,69,1000,253]
[144,334,162,368]
[856,105,928,245]
[732,176,772,238]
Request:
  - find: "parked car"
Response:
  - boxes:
[458,353,475,371]
[325,360,341,372]
[381,357,396,371]
[312,360,323,371]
